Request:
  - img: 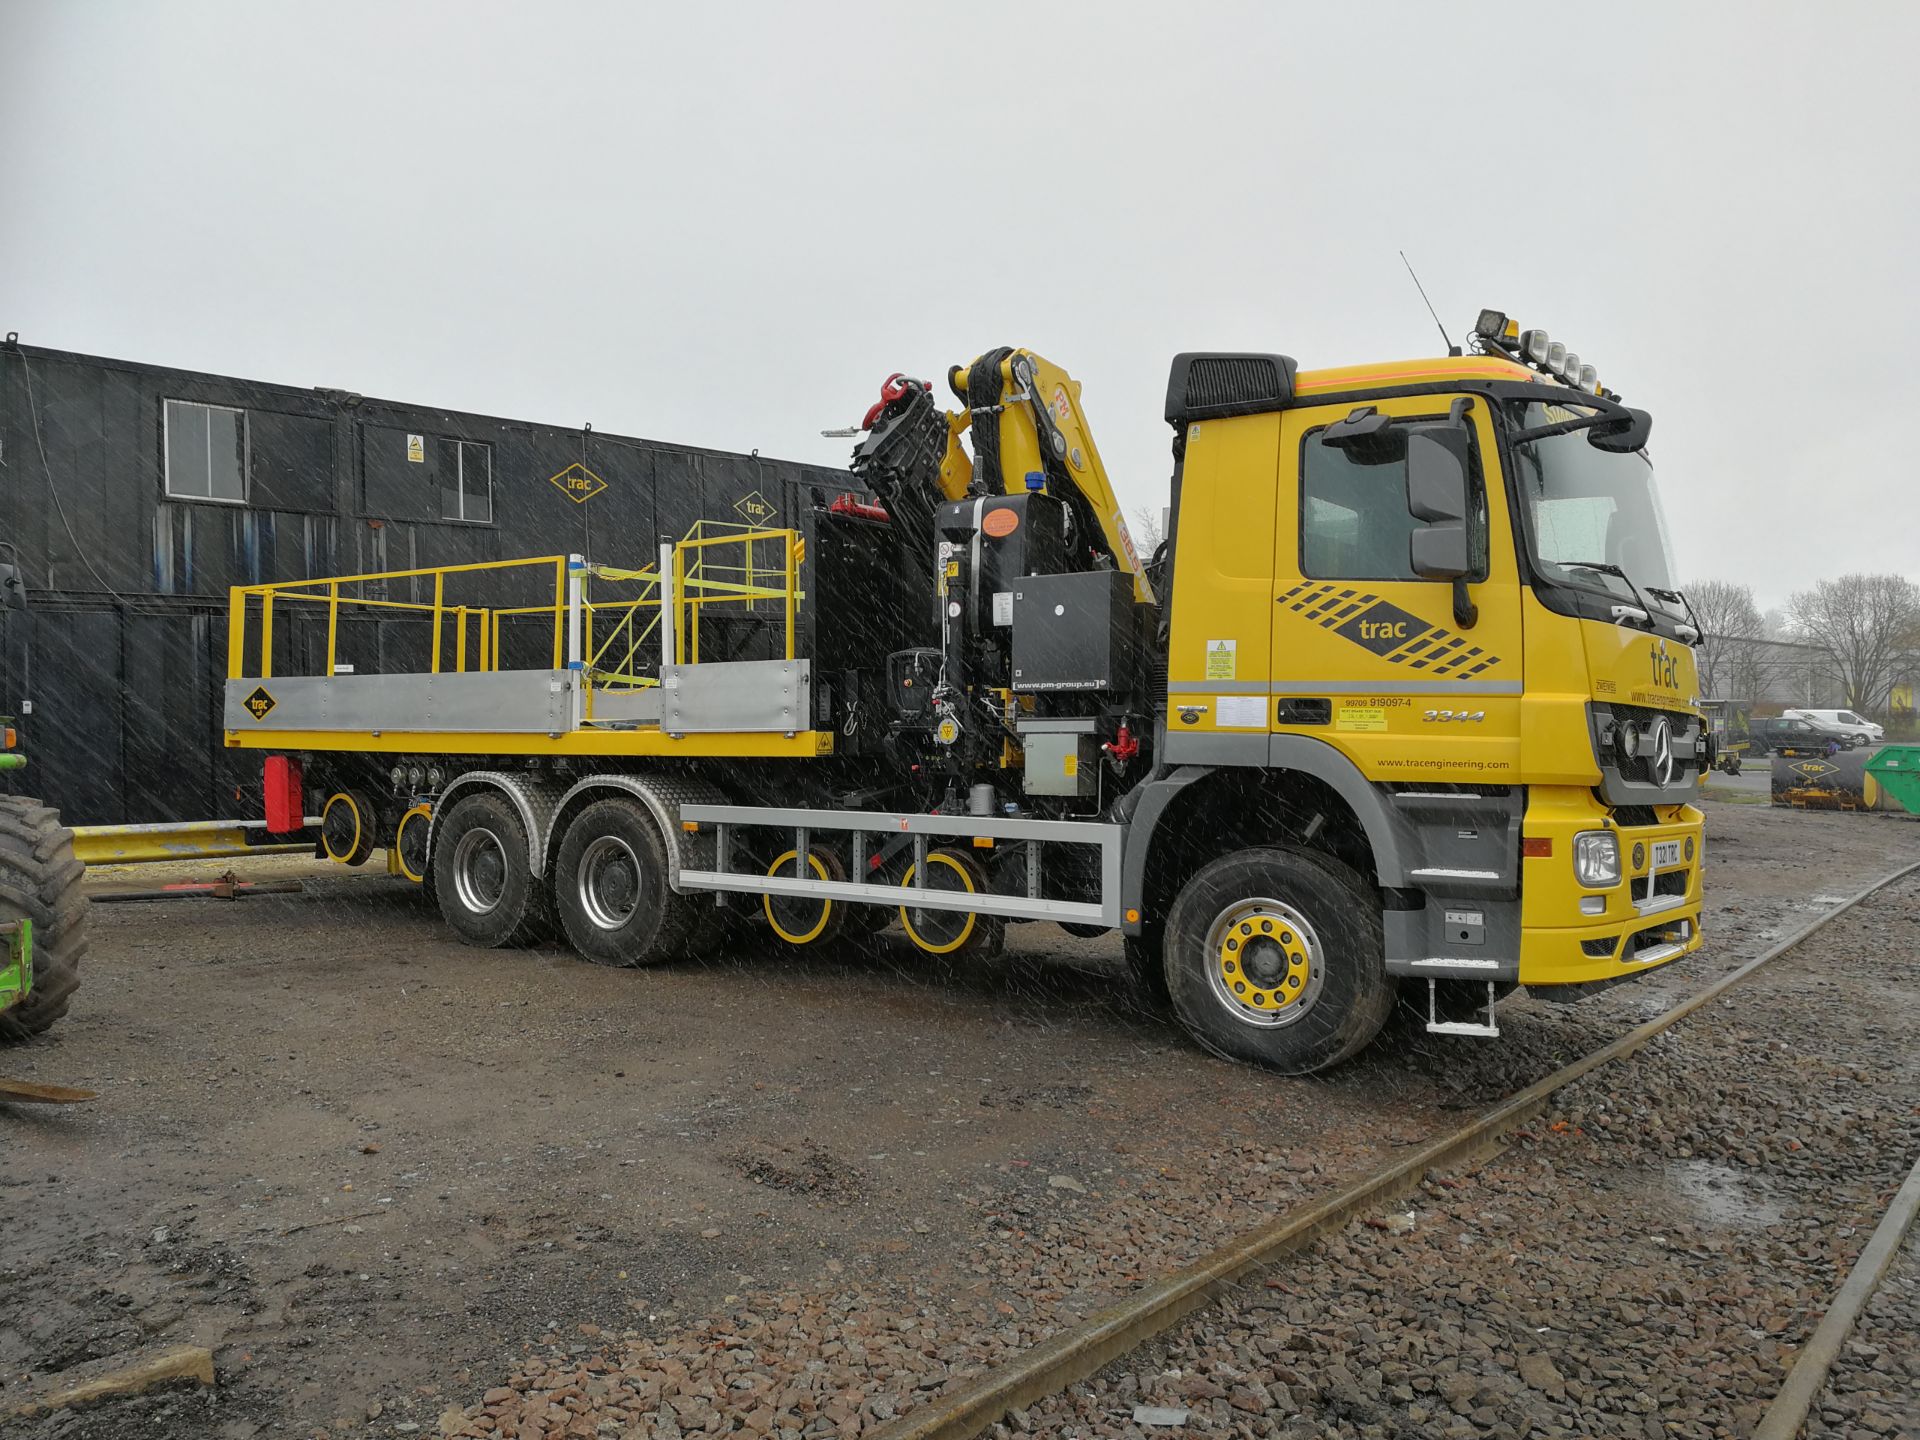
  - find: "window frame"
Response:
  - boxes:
[440,438,494,525]
[1296,414,1490,585]
[163,397,251,506]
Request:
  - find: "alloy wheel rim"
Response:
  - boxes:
[1204,896,1325,1028]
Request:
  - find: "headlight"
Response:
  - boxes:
[1573,830,1621,888]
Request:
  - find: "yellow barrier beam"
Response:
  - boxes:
[72,820,318,867]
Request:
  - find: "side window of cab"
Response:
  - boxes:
[1299,421,1489,581]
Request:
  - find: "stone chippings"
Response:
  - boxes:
[440,881,1918,1440]
[1020,883,1920,1440]
[1804,1228,1920,1440]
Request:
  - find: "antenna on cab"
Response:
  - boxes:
[1400,250,1462,357]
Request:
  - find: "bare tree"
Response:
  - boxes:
[1130,503,1167,558]
[1785,573,1920,712]
[1687,580,1779,701]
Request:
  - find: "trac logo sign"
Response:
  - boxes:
[734,490,779,525]
[1649,639,1679,690]
[548,463,608,504]
[242,685,277,721]
[1334,600,1425,656]
[1278,583,1503,678]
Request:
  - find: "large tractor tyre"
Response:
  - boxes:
[0,798,90,1042]
[554,798,700,966]
[432,791,550,949]
[897,847,1004,960]
[1163,847,1394,1074]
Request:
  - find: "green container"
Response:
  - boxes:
[1864,745,1920,816]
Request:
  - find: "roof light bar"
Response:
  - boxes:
[1495,314,1610,397]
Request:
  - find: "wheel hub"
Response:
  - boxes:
[579,835,642,931]
[452,828,508,915]
[1207,898,1324,1028]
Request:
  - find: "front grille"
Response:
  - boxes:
[1629,870,1690,903]
[1582,937,1618,958]
[1612,806,1660,828]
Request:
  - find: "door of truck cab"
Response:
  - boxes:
[1270,393,1523,783]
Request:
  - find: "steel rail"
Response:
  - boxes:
[1752,1150,1920,1440]
[869,859,1920,1440]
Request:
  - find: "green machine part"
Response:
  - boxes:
[0,917,34,1016]
[1864,746,1920,816]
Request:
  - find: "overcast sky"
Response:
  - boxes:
[3,1,1914,609]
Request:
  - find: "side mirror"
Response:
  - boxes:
[1589,406,1651,453]
[0,565,24,613]
[1405,426,1472,580]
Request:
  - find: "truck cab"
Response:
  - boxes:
[1136,315,1705,1056]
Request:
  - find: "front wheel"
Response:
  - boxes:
[1163,847,1393,1074]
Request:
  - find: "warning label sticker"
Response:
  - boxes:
[406,434,424,463]
[1337,703,1388,732]
[1204,639,1236,680]
[243,685,277,721]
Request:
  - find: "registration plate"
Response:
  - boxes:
[1650,839,1682,869]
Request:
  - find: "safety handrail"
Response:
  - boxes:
[226,527,805,695]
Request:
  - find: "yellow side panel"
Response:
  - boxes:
[1165,413,1282,734]
[1518,592,1606,786]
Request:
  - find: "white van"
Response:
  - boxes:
[1786,709,1884,745]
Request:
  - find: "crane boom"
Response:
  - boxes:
[850,348,1154,604]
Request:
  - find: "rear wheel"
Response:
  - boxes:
[433,792,548,948]
[0,798,89,1042]
[1164,847,1393,1073]
[555,798,698,966]
[898,848,1003,959]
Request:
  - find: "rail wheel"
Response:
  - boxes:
[432,791,549,948]
[320,788,378,866]
[762,848,846,947]
[1164,847,1393,1074]
[0,797,89,1041]
[393,803,432,886]
[897,847,1003,959]
[554,798,698,966]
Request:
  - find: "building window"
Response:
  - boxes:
[164,399,249,503]
[436,439,492,523]
[1299,425,1486,581]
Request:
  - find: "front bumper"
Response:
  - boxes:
[1518,789,1705,988]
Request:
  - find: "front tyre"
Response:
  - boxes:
[432,792,549,948]
[0,798,89,1041]
[1164,847,1393,1074]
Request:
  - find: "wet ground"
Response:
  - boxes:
[2,798,1916,1437]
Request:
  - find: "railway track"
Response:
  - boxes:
[872,860,1920,1440]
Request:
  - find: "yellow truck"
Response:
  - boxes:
[222,311,1706,1072]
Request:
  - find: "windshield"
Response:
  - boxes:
[1508,401,1681,613]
